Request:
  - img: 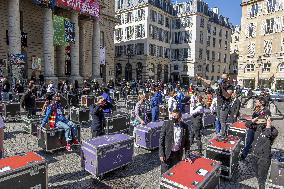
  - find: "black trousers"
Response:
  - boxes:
[161,150,183,175]
[251,155,271,189]
[189,128,202,154]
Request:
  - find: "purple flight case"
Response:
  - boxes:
[134,121,164,150]
[81,134,134,177]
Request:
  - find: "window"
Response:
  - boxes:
[225,41,228,50]
[263,63,271,72]
[100,31,105,48]
[183,65,188,72]
[164,48,170,58]
[200,31,204,44]
[207,36,211,47]
[225,31,228,39]
[199,49,203,59]
[212,51,215,60]
[217,52,221,61]
[267,0,277,13]
[264,40,272,56]
[126,12,132,23]
[115,28,123,42]
[149,44,156,56]
[151,10,157,22]
[183,48,188,59]
[158,13,164,25]
[206,50,210,60]
[266,18,274,34]
[218,65,221,73]
[224,54,227,63]
[207,24,211,34]
[248,42,256,56]
[279,63,284,72]
[135,24,145,38]
[248,3,260,17]
[117,0,123,9]
[136,43,144,55]
[219,29,222,37]
[200,18,205,28]
[126,44,134,55]
[281,38,284,52]
[157,46,163,57]
[126,26,134,40]
[115,46,124,57]
[246,64,255,72]
[137,9,145,21]
[174,65,179,71]
[213,38,216,48]
[165,17,170,28]
[219,39,222,48]
[211,65,215,73]
[188,47,191,58]
[213,27,217,35]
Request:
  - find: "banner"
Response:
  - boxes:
[31,56,42,70]
[56,0,100,18]
[100,47,105,65]
[32,0,56,9]
[9,54,26,64]
[64,20,75,43]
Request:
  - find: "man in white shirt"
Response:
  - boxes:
[159,110,191,174]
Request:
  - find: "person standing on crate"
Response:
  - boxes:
[159,110,191,174]
[131,94,149,135]
[243,107,278,189]
[240,97,272,160]
[41,94,79,151]
[189,96,205,155]
[21,85,36,117]
[168,91,178,119]
[150,88,161,122]
[90,96,106,137]
[197,74,234,141]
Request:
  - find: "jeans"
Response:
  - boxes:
[151,106,159,122]
[56,121,78,142]
[251,155,271,189]
[215,118,221,134]
[241,128,255,158]
[219,108,229,137]
[1,92,9,101]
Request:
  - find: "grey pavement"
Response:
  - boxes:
[2,102,284,189]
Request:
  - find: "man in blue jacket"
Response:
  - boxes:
[101,88,113,116]
[41,94,79,151]
[150,88,161,122]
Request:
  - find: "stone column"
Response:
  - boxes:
[8,0,21,55]
[70,12,82,82]
[56,46,66,79]
[43,8,57,82]
[92,18,101,81]
[79,21,85,78]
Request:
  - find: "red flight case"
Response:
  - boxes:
[160,157,221,189]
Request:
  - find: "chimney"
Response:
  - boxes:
[212,7,219,15]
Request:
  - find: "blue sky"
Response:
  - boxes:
[175,0,242,26]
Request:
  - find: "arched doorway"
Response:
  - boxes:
[157,64,162,81]
[125,63,132,81]
[164,65,169,82]
[136,62,143,81]
[115,63,122,81]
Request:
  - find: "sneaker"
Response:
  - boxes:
[66,143,72,152]
[73,139,79,145]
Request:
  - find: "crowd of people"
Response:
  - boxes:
[0,73,280,189]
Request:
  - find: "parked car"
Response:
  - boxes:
[271,91,284,102]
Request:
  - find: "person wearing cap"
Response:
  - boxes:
[41,94,79,151]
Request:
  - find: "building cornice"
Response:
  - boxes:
[241,0,264,7]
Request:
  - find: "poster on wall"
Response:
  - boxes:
[56,0,100,18]
[64,20,75,43]
[100,47,105,65]
[31,56,42,70]
[9,54,26,64]
[32,0,56,9]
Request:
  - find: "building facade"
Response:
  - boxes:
[0,0,116,83]
[238,0,284,90]
[114,0,232,83]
